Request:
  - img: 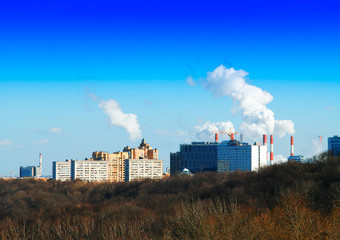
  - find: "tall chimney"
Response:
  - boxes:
[39,153,42,167]
[270,135,274,165]
[263,134,267,146]
[290,136,294,156]
[215,133,219,142]
[230,133,235,141]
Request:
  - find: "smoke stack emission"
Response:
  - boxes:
[290,136,294,156]
[215,133,219,142]
[202,65,295,139]
[270,135,274,165]
[240,133,243,143]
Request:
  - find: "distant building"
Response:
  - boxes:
[52,139,162,182]
[328,135,340,157]
[93,139,162,182]
[20,166,36,178]
[170,139,268,176]
[20,153,43,178]
[287,155,303,162]
[125,158,163,182]
[92,151,128,182]
[52,160,71,181]
[71,160,108,182]
[170,142,218,176]
[217,140,267,172]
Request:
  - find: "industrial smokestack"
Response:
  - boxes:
[39,153,42,167]
[290,136,294,156]
[215,133,219,142]
[270,135,274,165]
[263,134,267,146]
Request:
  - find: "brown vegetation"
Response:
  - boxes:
[0,153,339,239]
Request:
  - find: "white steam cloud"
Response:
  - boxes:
[274,154,287,164]
[203,65,295,139]
[312,137,323,155]
[195,121,234,141]
[99,99,142,142]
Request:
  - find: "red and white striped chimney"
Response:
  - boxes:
[290,136,294,156]
[215,133,219,142]
[263,134,267,146]
[270,135,274,165]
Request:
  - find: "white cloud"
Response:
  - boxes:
[195,121,234,141]
[203,65,295,139]
[99,99,142,142]
[33,139,49,145]
[49,127,62,134]
[274,154,287,164]
[186,76,196,86]
[0,140,13,147]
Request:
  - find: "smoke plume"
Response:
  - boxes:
[99,99,142,141]
[195,121,234,141]
[312,137,323,155]
[203,65,295,139]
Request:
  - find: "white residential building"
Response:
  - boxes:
[52,160,71,181]
[71,160,108,182]
[125,159,163,182]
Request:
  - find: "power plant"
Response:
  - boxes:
[170,132,307,176]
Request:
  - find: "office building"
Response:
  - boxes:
[217,140,267,172]
[20,166,36,178]
[328,135,340,157]
[170,138,268,176]
[170,142,218,175]
[287,155,303,162]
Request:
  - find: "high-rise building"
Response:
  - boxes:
[92,151,128,182]
[92,139,161,182]
[71,159,108,182]
[170,139,268,176]
[125,159,163,182]
[217,141,267,172]
[328,135,340,157]
[52,139,162,182]
[52,160,71,181]
[170,142,218,175]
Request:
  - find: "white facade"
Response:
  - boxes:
[250,145,268,171]
[71,160,108,182]
[125,159,163,182]
[52,161,71,181]
[217,141,267,172]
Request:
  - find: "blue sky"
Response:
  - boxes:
[0,0,339,176]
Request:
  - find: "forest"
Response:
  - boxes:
[0,152,339,239]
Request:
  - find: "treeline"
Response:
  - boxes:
[0,153,340,239]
